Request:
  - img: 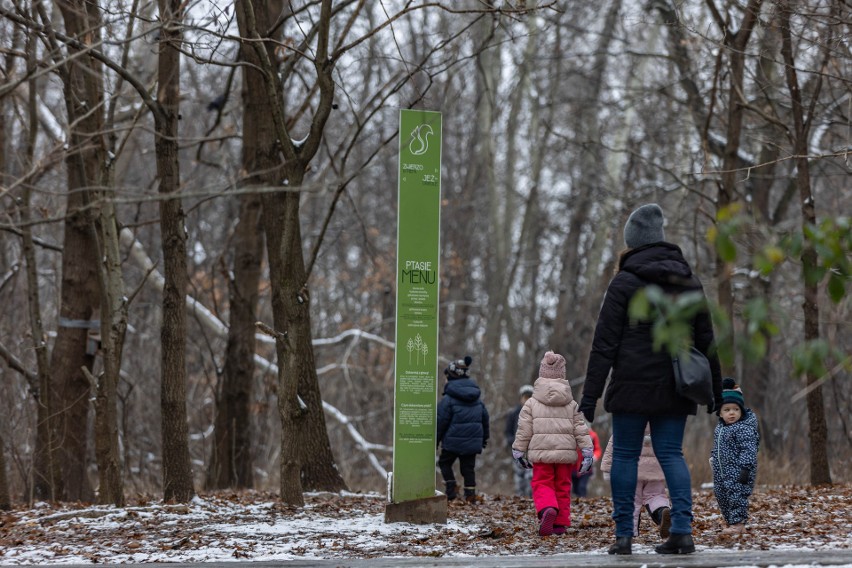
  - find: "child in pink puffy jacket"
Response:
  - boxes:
[512,351,594,536]
[601,427,672,537]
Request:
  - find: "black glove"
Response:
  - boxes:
[578,395,597,424]
[738,466,750,484]
[482,438,488,449]
[708,398,722,415]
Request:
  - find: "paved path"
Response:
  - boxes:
[42,549,852,568]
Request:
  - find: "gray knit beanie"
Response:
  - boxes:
[624,203,665,248]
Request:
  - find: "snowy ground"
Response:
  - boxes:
[0,485,850,565]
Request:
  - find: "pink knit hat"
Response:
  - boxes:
[539,351,566,380]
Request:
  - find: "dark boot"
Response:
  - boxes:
[463,486,476,503]
[657,507,671,538]
[648,504,658,524]
[655,533,695,554]
[445,481,457,501]
[608,536,632,555]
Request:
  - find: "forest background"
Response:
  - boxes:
[0,0,850,509]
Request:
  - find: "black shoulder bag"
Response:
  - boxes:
[672,346,714,407]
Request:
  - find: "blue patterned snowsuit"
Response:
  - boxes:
[711,408,760,525]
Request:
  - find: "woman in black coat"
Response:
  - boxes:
[578,203,722,555]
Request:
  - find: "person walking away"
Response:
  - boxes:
[601,427,672,538]
[436,356,490,503]
[712,377,760,537]
[512,351,594,536]
[505,385,535,497]
[572,425,602,498]
[578,203,723,555]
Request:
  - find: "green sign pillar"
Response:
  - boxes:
[391,109,442,504]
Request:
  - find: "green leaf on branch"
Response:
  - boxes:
[792,340,834,379]
[827,272,846,303]
[718,235,737,263]
[627,286,709,356]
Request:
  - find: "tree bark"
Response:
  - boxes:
[549,0,622,375]
[90,176,128,506]
[21,24,60,502]
[0,435,10,510]
[207,192,262,489]
[53,0,113,504]
[715,0,764,376]
[475,11,504,386]
[207,14,267,486]
[157,0,194,502]
[240,0,346,502]
[741,18,783,455]
[0,24,16,512]
[779,0,831,486]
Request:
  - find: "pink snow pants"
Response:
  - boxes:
[531,463,573,527]
[633,479,669,536]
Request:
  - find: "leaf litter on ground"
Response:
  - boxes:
[0,484,850,564]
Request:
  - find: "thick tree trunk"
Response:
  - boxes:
[262,180,346,497]
[207,2,273,490]
[240,0,345,502]
[157,0,194,503]
[207,192,262,489]
[54,0,113,504]
[262,187,305,505]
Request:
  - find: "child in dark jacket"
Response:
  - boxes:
[436,356,490,502]
[711,378,760,536]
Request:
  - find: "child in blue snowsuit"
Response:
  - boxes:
[711,378,760,535]
[436,355,490,502]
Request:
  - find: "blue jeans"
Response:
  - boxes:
[611,414,692,537]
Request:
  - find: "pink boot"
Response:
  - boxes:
[539,507,557,536]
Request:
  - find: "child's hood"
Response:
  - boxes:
[443,377,481,403]
[531,377,574,406]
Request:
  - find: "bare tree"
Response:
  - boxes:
[19,18,60,501]
[548,0,622,373]
[779,0,832,485]
[45,0,117,504]
[156,0,194,502]
[238,0,348,504]
[207,3,270,491]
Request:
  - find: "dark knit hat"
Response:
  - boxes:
[444,356,472,379]
[624,203,665,248]
[539,351,566,380]
[721,377,745,413]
